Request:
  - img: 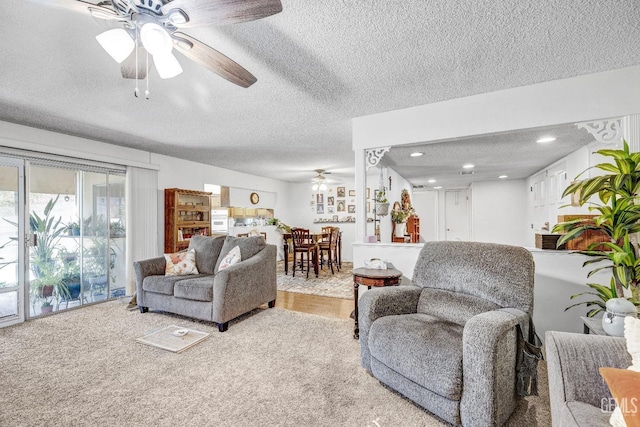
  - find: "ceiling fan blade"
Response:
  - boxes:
[120,47,152,80]
[29,0,115,15]
[173,32,256,88]
[161,0,282,27]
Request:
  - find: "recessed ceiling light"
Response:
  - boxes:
[433,186,442,189]
[499,175,508,179]
[427,179,436,183]
[462,164,475,169]
[536,137,556,144]
[410,152,424,157]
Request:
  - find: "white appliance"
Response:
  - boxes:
[211,209,229,234]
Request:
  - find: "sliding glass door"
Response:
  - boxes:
[0,158,25,327]
[0,155,127,326]
[26,164,127,317]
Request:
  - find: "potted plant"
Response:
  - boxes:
[375,188,390,216]
[553,140,640,316]
[30,265,69,314]
[109,220,126,238]
[60,252,82,303]
[66,220,80,236]
[391,202,411,237]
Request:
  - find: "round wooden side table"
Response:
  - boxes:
[352,267,402,339]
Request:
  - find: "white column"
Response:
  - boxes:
[623,114,640,152]
[355,148,367,242]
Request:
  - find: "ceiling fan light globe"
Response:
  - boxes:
[140,22,173,56]
[319,183,327,191]
[312,184,319,191]
[95,29,134,63]
[153,52,183,79]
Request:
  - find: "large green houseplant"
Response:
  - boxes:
[553,140,640,316]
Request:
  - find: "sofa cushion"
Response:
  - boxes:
[143,274,201,295]
[188,235,226,275]
[417,288,501,326]
[174,276,214,302]
[164,249,199,276]
[214,235,266,272]
[369,313,464,400]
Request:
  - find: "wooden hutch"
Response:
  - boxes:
[164,188,212,253]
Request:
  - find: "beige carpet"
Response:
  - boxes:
[0,300,551,426]
[277,260,353,299]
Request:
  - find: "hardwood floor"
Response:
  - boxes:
[274,290,353,320]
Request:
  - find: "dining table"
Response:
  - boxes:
[282,230,342,275]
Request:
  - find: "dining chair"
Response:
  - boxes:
[291,227,318,278]
[318,226,339,274]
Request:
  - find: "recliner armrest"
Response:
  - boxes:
[461,309,526,427]
[358,286,421,371]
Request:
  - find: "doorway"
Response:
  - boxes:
[444,190,470,241]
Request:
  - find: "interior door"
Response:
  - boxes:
[445,190,469,241]
[0,158,25,327]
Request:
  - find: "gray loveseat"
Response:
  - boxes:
[134,235,277,332]
[545,330,631,426]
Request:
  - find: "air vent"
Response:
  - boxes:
[460,170,475,175]
[413,184,426,189]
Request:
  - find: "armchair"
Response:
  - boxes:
[359,241,535,426]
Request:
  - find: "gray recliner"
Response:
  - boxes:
[359,241,535,427]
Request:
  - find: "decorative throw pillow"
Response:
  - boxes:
[164,249,199,276]
[217,246,241,272]
[606,316,640,427]
[214,235,265,272]
[600,367,640,427]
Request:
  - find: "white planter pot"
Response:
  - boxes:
[394,222,406,238]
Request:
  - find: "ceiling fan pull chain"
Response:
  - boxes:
[134,25,140,98]
[145,50,150,100]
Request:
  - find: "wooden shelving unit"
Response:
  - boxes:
[407,215,420,243]
[165,188,212,253]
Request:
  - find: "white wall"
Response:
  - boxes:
[470,179,529,246]
[353,65,640,149]
[376,166,413,244]
[412,190,438,241]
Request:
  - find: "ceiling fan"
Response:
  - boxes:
[34,0,282,88]
[311,169,331,191]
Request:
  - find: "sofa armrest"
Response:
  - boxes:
[212,244,277,324]
[545,330,630,424]
[358,286,422,371]
[133,256,166,305]
[461,309,526,427]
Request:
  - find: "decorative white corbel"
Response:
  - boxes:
[366,147,390,169]
[576,118,623,144]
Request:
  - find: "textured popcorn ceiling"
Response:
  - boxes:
[1,0,639,186]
